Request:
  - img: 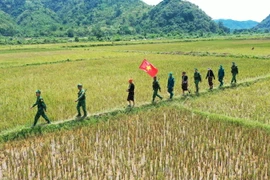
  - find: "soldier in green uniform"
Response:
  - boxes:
[75,84,87,118]
[167,72,175,100]
[218,65,225,87]
[30,90,51,127]
[231,62,238,84]
[194,68,202,94]
[152,76,163,103]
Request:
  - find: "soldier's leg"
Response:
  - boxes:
[170,90,173,99]
[152,90,157,102]
[76,102,82,116]
[157,93,163,100]
[170,90,174,99]
[82,101,87,117]
[33,112,41,127]
[41,112,51,124]
[231,74,236,83]
[209,77,213,89]
[221,78,224,86]
[168,88,173,99]
[219,78,223,87]
[195,81,199,93]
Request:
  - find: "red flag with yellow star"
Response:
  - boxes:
[139,59,158,77]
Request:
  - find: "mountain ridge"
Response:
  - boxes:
[255,14,270,30]
[214,19,258,30]
[0,0,230,37]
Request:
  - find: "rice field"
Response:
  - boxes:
[0,107,269,179]
[0,38,270,179]
[182,78,270,124]
[1,39,270,131]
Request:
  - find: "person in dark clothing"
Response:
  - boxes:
[30,90,51,127]
[194,68,202,94]
[152,76,162,103]
[205,68,215,90]
[231,62,238,84]
[181,72,190,95]
[218,65,225,87]
[126,79,135,107]
[167,72,175,99]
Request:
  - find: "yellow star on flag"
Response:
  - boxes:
[146,65,151,71]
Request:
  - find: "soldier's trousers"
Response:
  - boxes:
[77,100,87,116]
[231,74,237,83]
[195,80,200,93]
[167,88,174,99]
[152,90,162,101]
[33,110,50,126]
[208,77,213,89]
[218,77,224,87]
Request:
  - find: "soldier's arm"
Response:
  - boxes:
[77,90,86,101]
[31,100,38,108]
[40,99,47,111]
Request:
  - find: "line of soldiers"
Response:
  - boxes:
[30,84,87,127]
[152,62,238,101]
[30,62,238,127]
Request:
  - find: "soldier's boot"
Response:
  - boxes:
[46,119,51,124]
[170,92,174,99]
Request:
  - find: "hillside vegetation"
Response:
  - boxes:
[0,0,229,37]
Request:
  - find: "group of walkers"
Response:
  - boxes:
[30,84,87,127]
[127,62,238,104]
[30,62,238,127]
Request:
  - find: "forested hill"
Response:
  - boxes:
[214,19,258,30]
[140,0,228,34]
[0,0,229,37]
[255,14,270,30]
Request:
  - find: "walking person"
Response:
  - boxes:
[205,68,215,90]
[181,71,191,95]
[194,68,202,94]
[167,72,175,100]
[152,76,162,103]
[218,65,225,87]
[75,84,87,118]
[126,79,135,107]
[30,90,51,127]
[231,62,238,84]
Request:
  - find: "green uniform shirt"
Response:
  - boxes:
[77,89,86,101]
[32,96,47,111]
[153,80,161,91]
[194,72,202,82]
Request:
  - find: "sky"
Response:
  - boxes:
[142,0,270,22]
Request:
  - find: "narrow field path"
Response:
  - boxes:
[1,73,270,143]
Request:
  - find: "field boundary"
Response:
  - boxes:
[1,73,270,143]
[117,50,270,60]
